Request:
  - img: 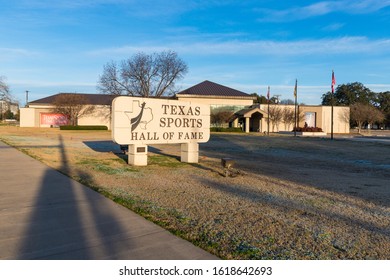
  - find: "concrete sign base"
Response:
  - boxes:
[181,143,199,163]
[127,143,200,166]
[128,144,148,166]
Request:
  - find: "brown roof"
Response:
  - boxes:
[30,93,176,105]
[29,93,117,105]
[176,80,254,99]
[234,106,268,117]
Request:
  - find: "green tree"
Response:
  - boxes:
[4,109,14,119]
[250,93,266,104]
[377,91,390,128]
[321,82,376,106]
[250,93,280,104]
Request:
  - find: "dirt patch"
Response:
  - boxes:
[1,126,389,259]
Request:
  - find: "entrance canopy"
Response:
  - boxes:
[229,105,268,133]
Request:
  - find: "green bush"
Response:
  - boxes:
[210,127,243,133]
[60,125,108,130]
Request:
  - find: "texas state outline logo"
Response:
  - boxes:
[124,101,153,131]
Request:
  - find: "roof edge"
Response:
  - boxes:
[176,94,256,100]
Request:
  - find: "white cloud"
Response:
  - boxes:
[11,80,96,88]
[18,0,133,9]
[348,0,390,13]
[322,23,345,31]
[256,0,390,22]
[0,48,40,61]
[87,36,390,57]
[366,84,390,92]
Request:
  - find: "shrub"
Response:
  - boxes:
[211,127,243,133]
[60,125,108,130]
[293,127,323,132]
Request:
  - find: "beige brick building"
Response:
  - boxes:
[20,80,350,134]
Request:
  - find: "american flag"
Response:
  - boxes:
[331,70,336,93]
[294,79,297,98]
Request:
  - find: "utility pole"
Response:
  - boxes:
[25,90,29,107]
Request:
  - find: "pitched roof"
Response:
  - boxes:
[234,106,268,118]
[176,80,255,99]
[30,93,177,106]
[29,93,117,105]
[228,106,268,123]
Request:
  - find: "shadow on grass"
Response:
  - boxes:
[202,134,390,207]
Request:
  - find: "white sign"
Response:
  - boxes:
[112,96,210,145]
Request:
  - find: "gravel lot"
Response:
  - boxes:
[1,126,389,259]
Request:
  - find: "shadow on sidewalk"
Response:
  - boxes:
[17,135,130,259]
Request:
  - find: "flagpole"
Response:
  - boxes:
[267,86,270,136]
[331,70,335,140]
[331,99,334,140]
[294,79,297,137]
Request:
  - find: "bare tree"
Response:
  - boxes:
[0,76,10,100]
[282,107,295,131]
[52,94,95,126]
[350,103,367,133]
[268,105,283,132]
[366,105,385,129]
[1,76,16,119]
[98,51,188,97]
[349,103,384,132]
[211,110,233,127]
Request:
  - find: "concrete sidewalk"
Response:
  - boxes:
[0,141,217,260]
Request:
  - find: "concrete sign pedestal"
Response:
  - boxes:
[128,144,148,166]
[181,143,199,163]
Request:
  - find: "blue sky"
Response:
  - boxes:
[1,0,390,105]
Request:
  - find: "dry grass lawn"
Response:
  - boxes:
[1,126,389,259]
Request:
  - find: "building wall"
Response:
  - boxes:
[20,107,56,127]
[256,104,350,134]
[258,104,295,132]
[314,106,350,134]
[19,108,36,127]
[77,105,111,129]
[20,105,112,129]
